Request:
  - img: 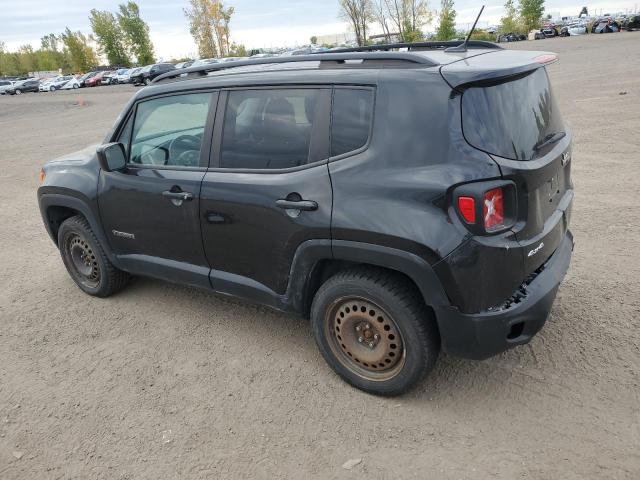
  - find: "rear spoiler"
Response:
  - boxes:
[440,50,558,92]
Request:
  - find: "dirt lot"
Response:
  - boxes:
[1,33,639,479]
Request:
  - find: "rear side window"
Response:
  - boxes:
[331,88,373,157]
[220,89,321,170]
[462,68,565,161]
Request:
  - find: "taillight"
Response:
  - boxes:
[483,188,504,231]
[457,197,476,224]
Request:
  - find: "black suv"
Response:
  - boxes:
[130,63,176,86]
[37,42,574,396]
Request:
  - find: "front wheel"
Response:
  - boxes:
[73,83,79,89]
[311,267,440,396]
[15,89,22,95]
[58,215,130,297]
[144,77,151,86]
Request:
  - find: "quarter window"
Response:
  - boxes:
[220,89,321,170]
[129,93,213,168]
[331,88,373,157]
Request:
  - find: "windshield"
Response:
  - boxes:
[462,68,565,161]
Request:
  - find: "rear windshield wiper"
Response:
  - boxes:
[533,132,566,151]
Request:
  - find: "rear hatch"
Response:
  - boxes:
[442,50,573,277]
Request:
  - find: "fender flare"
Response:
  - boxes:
[284,239,451,314]
[38,193,122,268]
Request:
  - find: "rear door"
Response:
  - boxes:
[456,63,573,274]
[200,87,333,297]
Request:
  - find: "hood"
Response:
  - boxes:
[46,144,99,166]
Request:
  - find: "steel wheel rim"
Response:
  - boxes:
[67,234,100,288]
[325,296,405,382]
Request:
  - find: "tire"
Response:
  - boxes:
[50,86,56,92]
[15,89,22,95]
[58,215,130,298]
[144,77,151,86]
[73,84,79,89]
[311,266,440,396]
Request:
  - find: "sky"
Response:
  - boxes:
[1,0,639,60]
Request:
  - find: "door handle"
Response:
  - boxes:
[162,190,194,202]
[276,199,318,211]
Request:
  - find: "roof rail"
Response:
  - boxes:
[153,52,436,84]
[328,41,503,53]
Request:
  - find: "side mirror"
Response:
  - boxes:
[97,143,127,172]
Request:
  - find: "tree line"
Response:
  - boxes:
[338,0,546,45]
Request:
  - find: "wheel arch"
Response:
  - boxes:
[286,239,451,318]
[38,193,121,268]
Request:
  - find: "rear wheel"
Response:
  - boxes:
[144,77,151,86]
[15,89,22,95]
[50,86,56,92]
[58,215,130,297]
[311,267,440,396]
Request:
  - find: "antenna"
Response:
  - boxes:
[445,5,485,53]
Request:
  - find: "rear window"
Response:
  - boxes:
[462,68,565,161]
[331,88,373,157]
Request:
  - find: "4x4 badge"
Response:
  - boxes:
[561,152,571,166]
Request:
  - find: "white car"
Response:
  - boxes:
[61,77,81,90]
[0,80,15,95]
[114,68,132,84]
[40,75,75,92]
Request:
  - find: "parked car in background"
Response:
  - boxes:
[61,77,81,90]
[191,58,220,68]
[100,71,118,86]
[560,22,588,36]
[622,14,640,30]
[85,71,109,87]
[497,32,526,42]
[40,75,75,92]
[592,18,621,33]
[174,61,194,70]
[78,72,98,87]
[0,80,15,95]
[541,23,560,37]
[130,63,175,86]
[5,79,39,95]
[113,68,131,83]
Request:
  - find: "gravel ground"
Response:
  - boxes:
[1,33,639,479]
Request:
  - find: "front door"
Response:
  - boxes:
[200,87,333,298]
[98,91,218,289]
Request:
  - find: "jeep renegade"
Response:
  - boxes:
[38,42,574,396]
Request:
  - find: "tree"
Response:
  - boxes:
[339,0,372,46]
[310,36,318,45]
[371,0,392,42]
[61,28,98,72]
[519,0,545,33]
[117,2,155,64]
[383,0,432,42]
[89,9,130,66]
[435,0,457,40]
[579,6,588,17]
[500,0,521,33]
[184,0,234,59]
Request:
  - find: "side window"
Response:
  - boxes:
[331,88,374,157]
[117,113,134,153]
[220,89,321,170]
[129,93,212,168]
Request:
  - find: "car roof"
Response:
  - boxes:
[134,45,554,100]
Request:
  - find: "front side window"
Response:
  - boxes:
[128,93,212,168]
[220,89,321,170]
[331,88,374,157]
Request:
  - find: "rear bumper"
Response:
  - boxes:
[434,230,574,360]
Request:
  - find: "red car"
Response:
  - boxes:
[85,71,111,87]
